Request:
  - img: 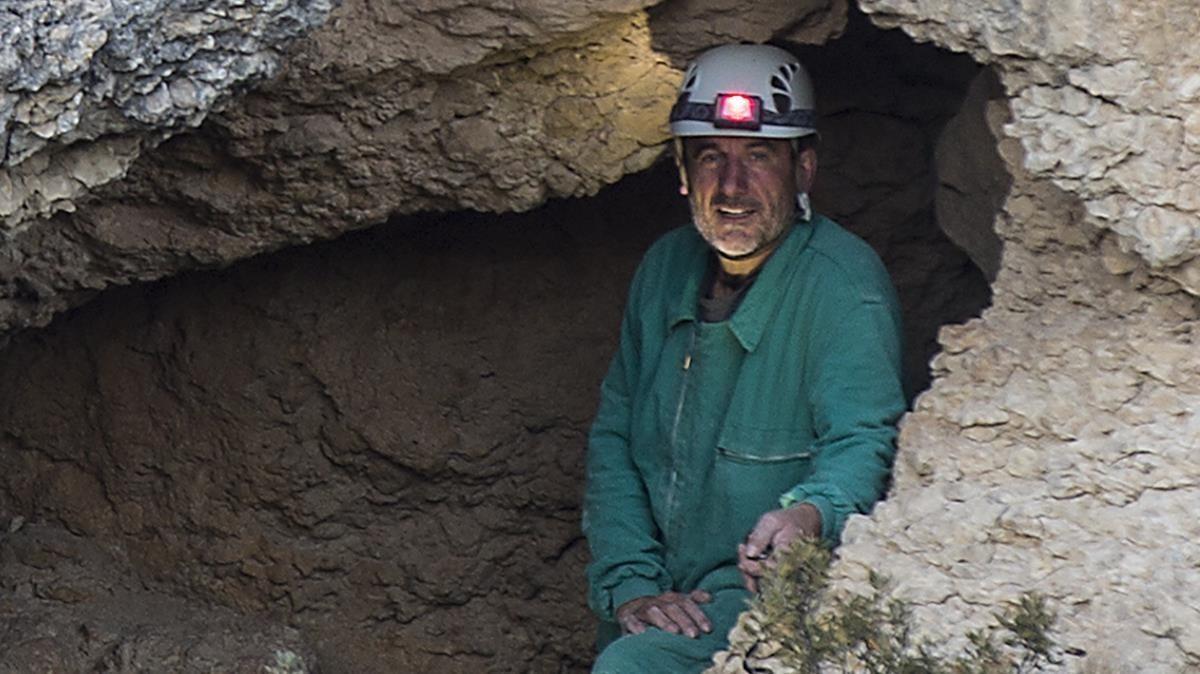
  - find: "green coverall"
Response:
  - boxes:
[584,215,906,673]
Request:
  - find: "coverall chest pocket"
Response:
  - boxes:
[716,424,813,464]
[712,424,815,534]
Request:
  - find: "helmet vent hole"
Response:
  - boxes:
[770,74,789,92]
[773,93,791,114]
[683,66,698,92]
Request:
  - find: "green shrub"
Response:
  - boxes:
[750,539,1059,674]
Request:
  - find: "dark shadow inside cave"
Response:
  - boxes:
[790,8,1003,397]
[0,8,1008,674]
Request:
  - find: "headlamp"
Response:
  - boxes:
[713,93,761,130]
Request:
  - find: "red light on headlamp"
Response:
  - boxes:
[714,93,761,130]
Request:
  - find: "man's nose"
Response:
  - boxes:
[718,157,748,196]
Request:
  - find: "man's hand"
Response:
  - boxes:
[615,590,713,638]
[737,503,821,593]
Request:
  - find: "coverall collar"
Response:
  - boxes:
[669,216,817,352]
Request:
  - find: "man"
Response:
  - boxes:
[582,44,907,673]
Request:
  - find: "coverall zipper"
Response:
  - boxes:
[664,325,698,540]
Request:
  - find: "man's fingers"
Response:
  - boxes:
[739,541,768,593]
[644,605,679,634]
[662,603,700,638]
[743,516,780,559]
[680,598,712,634]
[619,612,647,635]
[738,546,766,577]
[618,592,715,638]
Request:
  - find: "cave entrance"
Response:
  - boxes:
[0,9,1005,674]
[792,10,1003,397]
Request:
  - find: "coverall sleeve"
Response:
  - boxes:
[780,293,906,546]
[582,263,672,622]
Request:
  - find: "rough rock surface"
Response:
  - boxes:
[0,516,316,674]
[826,129,1200,674]
[0,4,676,342]
[0,0,857,346]
[0,172,680,673]
[648,0,848,63]
[0,0,335,236]
[711,3,1200,672]
[860,0,1200,296]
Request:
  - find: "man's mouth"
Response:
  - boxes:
[715,205,757,219]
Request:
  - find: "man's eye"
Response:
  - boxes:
[749,151,770,162]
[696,153,720,165]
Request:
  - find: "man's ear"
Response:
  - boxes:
[794,146,818,194]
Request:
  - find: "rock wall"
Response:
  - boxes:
[829,114,1200,674]
[0,172,678,672]
[0,0,849,346]
[841,2,1200,670]
[714,2,1200,673]
[0,519,316,674]
[861,0,1200,296]
[0,0,335,236]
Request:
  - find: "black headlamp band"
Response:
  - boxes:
[669,100,816,129]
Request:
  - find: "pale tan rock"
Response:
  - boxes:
[648,0,846,63]
[861,0,1200,298]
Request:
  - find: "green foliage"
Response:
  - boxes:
[750,540,1060,674]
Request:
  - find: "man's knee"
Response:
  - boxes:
[592,628,722,674]
[592,632,670,674]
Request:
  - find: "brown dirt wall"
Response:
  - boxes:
[0,168,683,672]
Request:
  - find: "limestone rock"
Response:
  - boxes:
[710,4,1200,673]
[648,0,848,63]
[860,0,1200,296]
[0,0,335,237]
[0,3,680,344]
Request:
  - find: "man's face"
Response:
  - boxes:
[681,136,814,261]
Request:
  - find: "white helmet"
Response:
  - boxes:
[669,44,817,139]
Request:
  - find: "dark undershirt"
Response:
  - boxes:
[699,257,761,322]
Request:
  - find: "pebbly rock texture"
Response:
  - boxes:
[712,3,1200,673]
[860,0,1200,296]
[0,0,335,237]
[823,126,1200,674]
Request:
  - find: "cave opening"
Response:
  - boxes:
[0,8,1008,674]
